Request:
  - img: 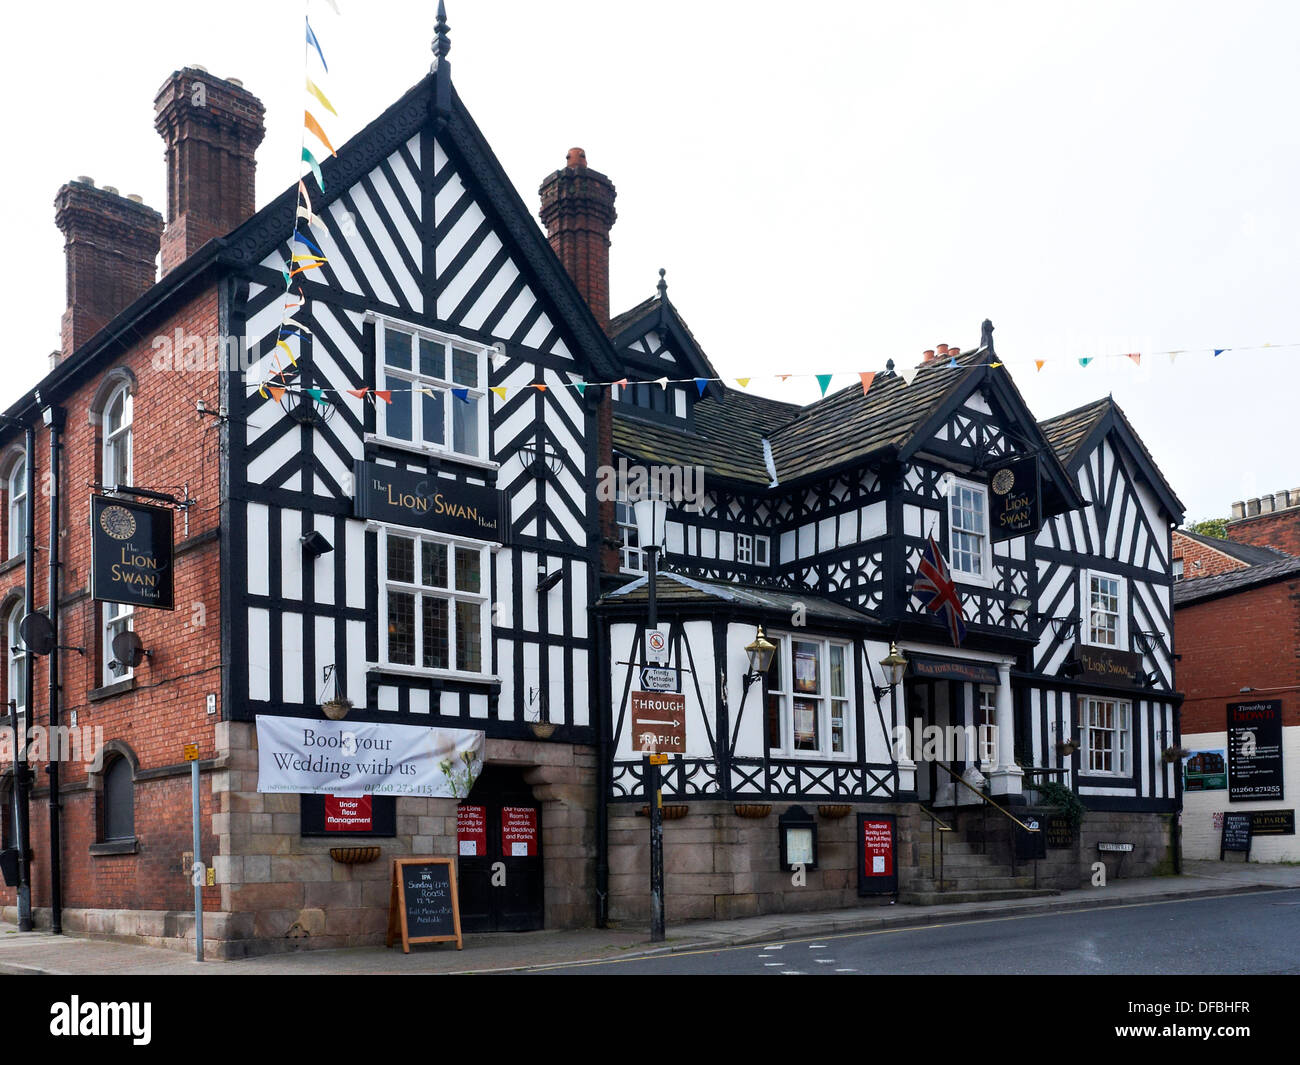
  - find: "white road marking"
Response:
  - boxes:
[764,962,784,967]
[835,968,857,973]
[809,944,827,949]
[815,958,837,964]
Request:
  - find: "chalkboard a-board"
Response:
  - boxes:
[386,858,463,952]
[1220,812,1253,861]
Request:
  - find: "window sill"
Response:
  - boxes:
[88,677,136,702]
[368,663,501,686]
[90,838,138,857]
[0,554,22,576]
[364,434,499,473]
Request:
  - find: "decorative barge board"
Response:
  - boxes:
[223,69,625,743]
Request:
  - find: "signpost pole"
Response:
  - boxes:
[187,744,203,962]
[646,543,666,943]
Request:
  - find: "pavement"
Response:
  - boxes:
[2,860,1297,975]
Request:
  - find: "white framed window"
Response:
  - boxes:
[736,533,753,565]
[103,599,134,687]
[1172,559,1184,582]
[764,634,853,759]
[7,456,25,560]
[103,383,133,489]
[977,686,997,767]
[948,477,991,585]
[1082,696,1132,776]
[379,527,490,677]
[375,319,489,462]
[1085,570,1125,648]
[7,603,26,715]
[755,535,770,566]
[615,495,644,575]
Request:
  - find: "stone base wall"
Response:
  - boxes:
[1020,808,1177,890]
[607,801,920,924]
[29,723,602,958]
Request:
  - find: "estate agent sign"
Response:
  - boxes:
[90,495,175,610]
[256,716,484,797]
[353,460,507,542]
[1227,699,1284,802]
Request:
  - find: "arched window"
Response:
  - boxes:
[102,383,133,489]
[7,455,25,560]
[102,756,135,841]
[7,601,26,715]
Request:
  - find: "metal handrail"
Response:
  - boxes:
[919,806,953,831]
[919,805,952,888]
[933,760,1040,833]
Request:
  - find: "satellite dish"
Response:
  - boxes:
[111,630,148,670]
[18,613,54,656]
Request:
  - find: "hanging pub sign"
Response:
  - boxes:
[1227,699,1284,802]
[988,456,1041,542]
[1069,645,1143,686]
[90,495,175,610]
[353,460,507,543]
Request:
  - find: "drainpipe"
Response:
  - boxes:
[15,424,36,930]
[41,402,64,935]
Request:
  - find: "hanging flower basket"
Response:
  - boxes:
[529,721,557,739]
[1056,739,1081,758]
[818,804,853,819]
[329,846,381,865]
[1162,746,1191,764]
[734,803,773,819]
[322,698,353,721]
[638,804,689,820]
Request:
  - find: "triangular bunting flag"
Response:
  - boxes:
[655,376,669,390]
[292,230,325,256]
[289,261,325,277]
[1126,353,1141,365]
[1168,352,1179,364]
[816,374,833,395]
[306,18,328,71]
[858,372,875,397]
[736,378,750,388]
[1034,360,1045,372]
[304,111,337,157]
[573,382,586,397]
[268,386,286,403]
[302,146,325,192]
[615,378,628,388]
[532,383,547,393]
[347,388,369,399]
[695,378,708,396]
[777,375,791,382]
[452,388,470,403]
[490,386,508,401]
[307,387,327,405]
[276,339,297,365]
[900,363,922,386]
[947,357,959,369]
[373,390,392,404]
[1213,349,1225,357]
[305,76,338,117]
[1078,357,1093,367]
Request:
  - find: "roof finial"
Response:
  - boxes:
[980,318,995,358]
[433,0,451,63]
[657,267,667,299]
[885,358,895,375]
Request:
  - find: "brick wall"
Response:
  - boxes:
[1171,530,1250,579]
[0,286,224,922]
[1175,577,1300,735]
[1227,506,1300,557]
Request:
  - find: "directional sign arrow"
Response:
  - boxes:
[635,718,681,727]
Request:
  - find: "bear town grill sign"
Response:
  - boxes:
[90,495,175,610]
[353,461,507,542]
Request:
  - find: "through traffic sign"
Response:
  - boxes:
[629,691,686,754]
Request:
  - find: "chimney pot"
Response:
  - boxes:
[127,194,143,203]
[566,147,588,169]
[227,77,243,87]
[936,344,949,356]
[155,69,266,274]
[1230,501,1245,520]
[76,175,94,187]
[102,185,119,196]
[923,349,936,362]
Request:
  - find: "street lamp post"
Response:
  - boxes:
[632,496,669,942]
[877,642,909,784]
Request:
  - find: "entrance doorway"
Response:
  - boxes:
[456,765,544,933]
[904,678,977,805]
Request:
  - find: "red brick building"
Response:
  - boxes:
[1175,501,1300,861]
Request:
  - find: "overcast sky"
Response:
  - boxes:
[3,1,1297,521]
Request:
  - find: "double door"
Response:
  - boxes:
[456,765,544,932]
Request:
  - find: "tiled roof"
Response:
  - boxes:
[1038,399,1110,466]
[606,295,659,339]
[1173,554,1300,606]
[599,571,877,624]
[1175,529,1291,566]
[612,388,801,485]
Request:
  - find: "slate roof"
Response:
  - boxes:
[612,389,800,485]
[1173,554,1300,606]
[1175,529,1291,566]
[599,571,877,624]
[1039,398,1110,466]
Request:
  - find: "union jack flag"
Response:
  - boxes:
[913,535,967,646]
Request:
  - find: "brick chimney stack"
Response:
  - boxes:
[538,148,617,324]
[54,177,163,357]
[154,68,265,274]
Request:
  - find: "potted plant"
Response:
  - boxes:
[1035,780,1086,839]
[1162,745,1190,764]
[1056,738,1081,758]
[322,696,353,721]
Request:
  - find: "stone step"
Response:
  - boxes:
[912,840,985,856]
[908,871,1041,891]
[899,887,1060,906]
[910,855,1018,874]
